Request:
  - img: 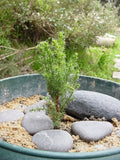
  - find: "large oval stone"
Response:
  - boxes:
[32,130,73,152]
[21,112,53,135]
[0,109,24,122]
[66,90,120,120]
[71,121,113,142]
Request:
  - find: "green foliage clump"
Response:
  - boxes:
[34,33,79,128]
[77,40,119,81]
[0,0,119,81]
[0,0,119,46]
[0,28,19,78]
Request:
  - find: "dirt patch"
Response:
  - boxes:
[0,95,120,152]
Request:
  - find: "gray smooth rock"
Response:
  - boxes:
[113,72,120,79]
[71,121,113,142]
[32,130,73,152]
[0,109,24,122]
[21,112,53,135]
[24,100,47,114]
[66,90,120,120]
[96,36,115,47]
[114,58,120,70]
[104,33,116,39]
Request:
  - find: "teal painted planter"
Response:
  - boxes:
[0,74,120,160]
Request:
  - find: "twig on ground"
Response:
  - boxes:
[0,50,19,61]
[0,45,38,61]
[0,46,16,51]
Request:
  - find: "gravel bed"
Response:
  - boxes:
[0,95,120,152]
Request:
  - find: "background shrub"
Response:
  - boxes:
[0,0,119,79]
[1,0,118,45]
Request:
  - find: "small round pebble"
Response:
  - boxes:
[71,121,113,142]
[24,100,47,114]
[21,112,53,135]
[0,109,24,122]
[32,130,73,152]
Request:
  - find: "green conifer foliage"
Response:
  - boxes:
[34,32,79,128]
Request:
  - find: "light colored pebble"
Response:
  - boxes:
[71,121,113,142]
[24,100,47,114]
[21,112,53,135]
[0,110,24,122]
[32,130,73,152]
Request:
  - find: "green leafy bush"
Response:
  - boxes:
[0,0,118,45]
[34,33,79,128]
[0,0,119,79]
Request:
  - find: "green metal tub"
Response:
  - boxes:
[0,74,120,160]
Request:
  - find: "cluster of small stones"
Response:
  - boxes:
[0,95,120,152]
